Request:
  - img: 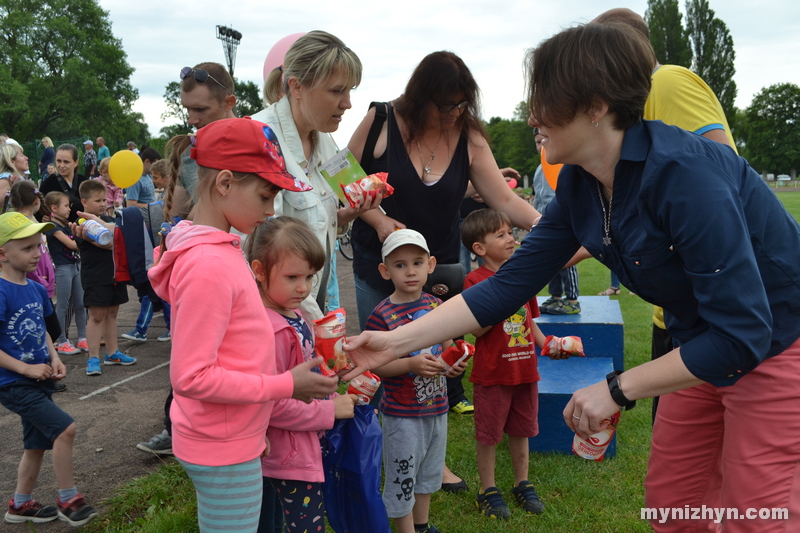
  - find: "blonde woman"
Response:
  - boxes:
[39,136,55,178]
[0,143,29,199]
[252,30,381,320]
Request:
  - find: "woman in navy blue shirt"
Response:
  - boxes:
[346,24,800,531]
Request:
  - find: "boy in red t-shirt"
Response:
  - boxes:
[461,209,568,520]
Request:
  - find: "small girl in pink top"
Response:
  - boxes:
[244,217,357,533]
[95,157,122,215]
[146,118,338,533]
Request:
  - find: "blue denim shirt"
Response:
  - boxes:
[463,120,800,386]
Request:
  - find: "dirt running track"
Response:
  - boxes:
[0,254,359,532]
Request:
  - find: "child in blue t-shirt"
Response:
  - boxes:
[0,212,97,527]
[366,229,467,533]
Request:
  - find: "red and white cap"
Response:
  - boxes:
[191,117,312,192]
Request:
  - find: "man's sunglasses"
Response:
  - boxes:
[435,99,469,113]
[180,67,231,95]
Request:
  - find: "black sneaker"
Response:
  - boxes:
[512,480,545,514]
[416,524,442,533]
[5,499,58,524]
[547,300,581,315]
[54,381,67,393]
[475,487,510,519]
[57,494,98,527]
[539,297,562,315]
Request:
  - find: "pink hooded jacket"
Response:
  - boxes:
[148,221,294,466]
[261,307,336,482]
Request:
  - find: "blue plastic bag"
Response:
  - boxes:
[322,404,391,533]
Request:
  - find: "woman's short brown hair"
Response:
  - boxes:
[525,23,655,131]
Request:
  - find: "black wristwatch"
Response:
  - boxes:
[606,370,636,410]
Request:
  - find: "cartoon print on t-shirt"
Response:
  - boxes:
[503,307,531,347]
[8,302,47,362]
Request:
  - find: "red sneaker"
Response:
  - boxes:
[5,498,58,524]
[57,494,97,527]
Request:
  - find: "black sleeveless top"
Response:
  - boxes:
[352,108,470,291]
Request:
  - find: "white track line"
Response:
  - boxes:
[79,361,170,400]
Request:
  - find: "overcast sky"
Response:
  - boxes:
[98,0,800,146]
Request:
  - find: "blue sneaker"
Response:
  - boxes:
[121,330,146,342]
[157,331,171,342]
[104,351,137,366]
[86,357,102,376]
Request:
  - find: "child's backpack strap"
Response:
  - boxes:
[360,101,391,172]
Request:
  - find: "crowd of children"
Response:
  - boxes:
[0,118,571,533]
[0,142,172,527]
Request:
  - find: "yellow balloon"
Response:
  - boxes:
[108,150,143,189]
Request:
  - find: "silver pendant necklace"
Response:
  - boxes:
[596,181,613,246]
[416,133,443,176]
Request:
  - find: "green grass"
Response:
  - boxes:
[85,191,800,532]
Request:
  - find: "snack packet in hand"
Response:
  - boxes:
[347,371,381,404]
[438,339,476,373]
[313,308,352,377]
[340,172,394,208]
[541,335,585,358]
[572,411,619,462]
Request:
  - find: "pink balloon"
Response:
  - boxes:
[263,33,307,82]
[506,178,517,189]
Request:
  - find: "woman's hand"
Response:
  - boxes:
[563,380,620,438]
[499,167,521,181]
[409,353,443,378]
[337,190,386,226]
[373,217,405,242]
[342,331,401,380]
[333,394,358,419]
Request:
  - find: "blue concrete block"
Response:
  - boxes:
[529,356,616,458]
[536,296,624,371]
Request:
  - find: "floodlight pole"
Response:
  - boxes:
[216,25,242,77]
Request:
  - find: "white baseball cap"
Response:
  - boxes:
[381,229,430,261]
[83,140,93,145]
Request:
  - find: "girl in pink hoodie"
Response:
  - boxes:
[147,118,338,533]
[244,217,357,533]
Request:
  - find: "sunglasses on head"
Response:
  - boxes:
[180,67,231,95]
[435,99,469,113]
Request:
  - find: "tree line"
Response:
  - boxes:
[486,0,799,177]
[1,0,796,176]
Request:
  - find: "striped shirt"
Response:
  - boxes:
[366,294,448,418]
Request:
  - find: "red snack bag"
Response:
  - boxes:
[572,412,619,462]
[313,308,351,377]
[541,335,585,358]
[340,172,394,208]
[438,339,475,373]
[347,371,382,405]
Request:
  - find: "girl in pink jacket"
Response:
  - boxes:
[147,118,337,533]
[245,217,357,533]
